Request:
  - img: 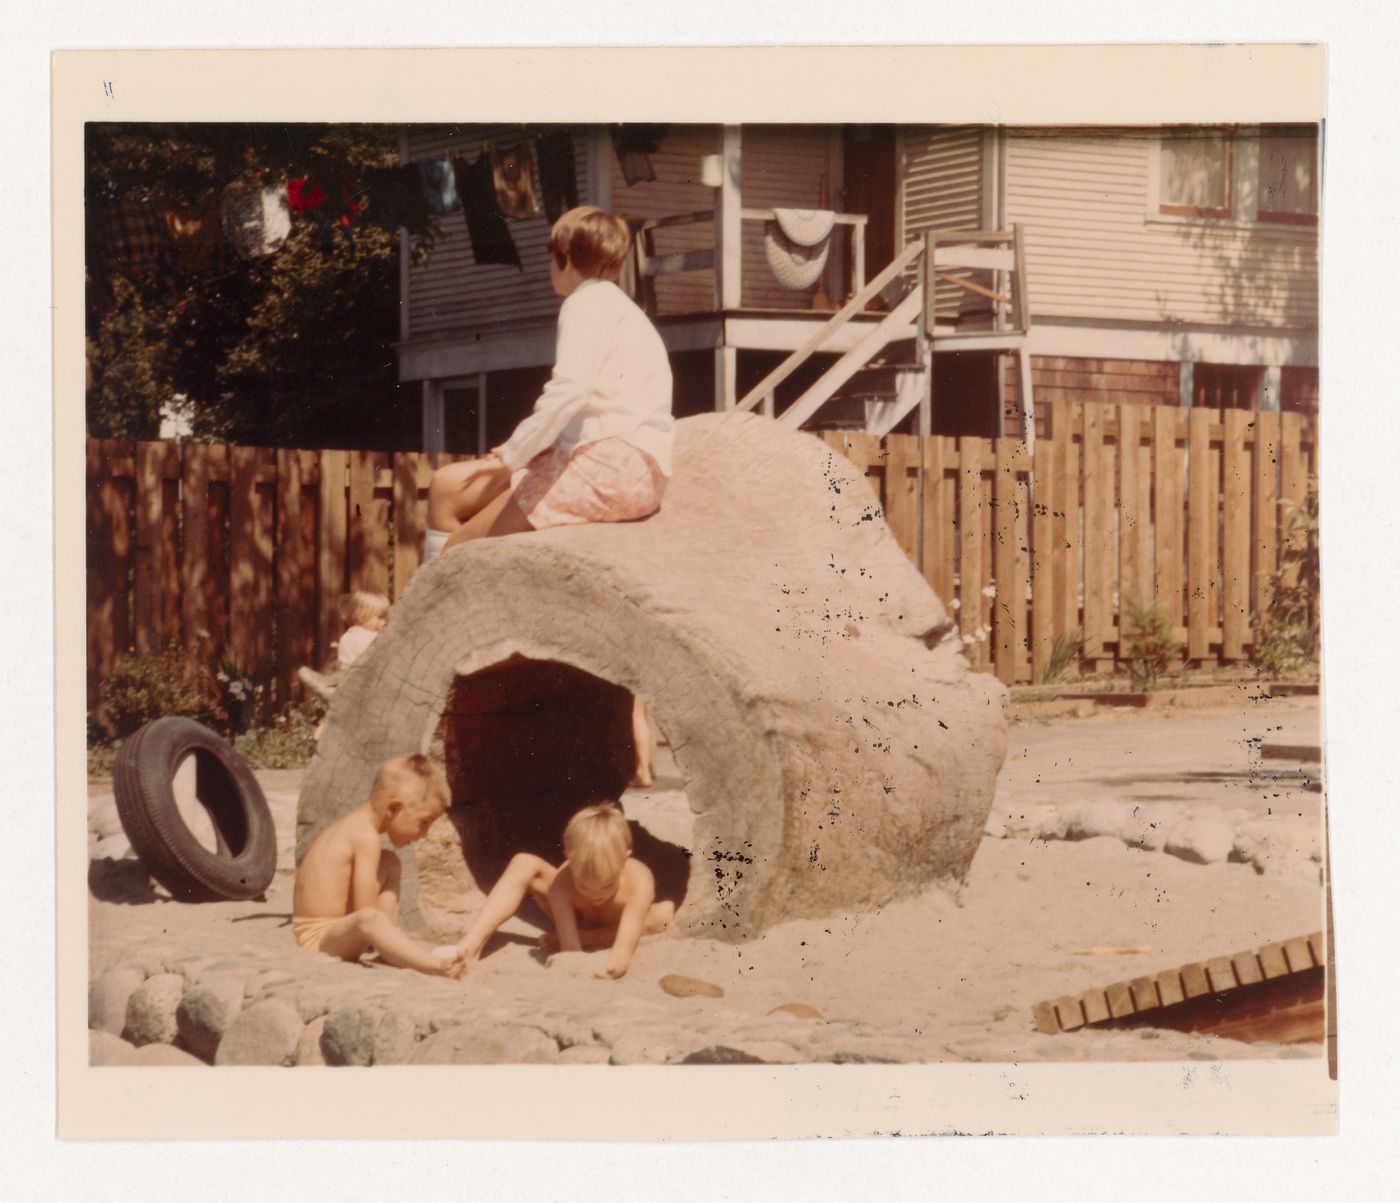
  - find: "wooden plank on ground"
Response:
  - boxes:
[349,449,390,596]
[1258,942,1290,980]
[1155,970,1186,1007]
[958,438,987,669]
[1205,956,1239,993]
[1030,433,1055,681]
[882,435,918,565]
[1221,409,1252,661]
[1187,407,1215,662]
[1253,409,1281,614]
[1105,980,1135,1019]
[1153,406,1183,636]
[1053,996,1085,1032]
[318,450,348,669]
[1081,403,1114,662]
[1180,961,1211,999]
[1129,976,1161,1011]
[1232,952,1264,987]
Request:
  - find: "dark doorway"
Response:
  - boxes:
[842,124,899,297]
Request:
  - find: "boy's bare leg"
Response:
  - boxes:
[630,696,654,788]
[456,853,557,961]
[317,909,464,978]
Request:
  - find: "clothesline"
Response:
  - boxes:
[93,125,669,283]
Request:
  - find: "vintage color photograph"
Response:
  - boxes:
[81,113,1328,1077]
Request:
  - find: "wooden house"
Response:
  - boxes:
[395,123,1318,451]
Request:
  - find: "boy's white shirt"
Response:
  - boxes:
[496,279,675,476]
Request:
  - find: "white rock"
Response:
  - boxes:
[409,1024,558,1065]
[214,1000,304,1066]
[89,966,146,1035]
[124,1043,207,1067]
[92,833,134,861]
[89,1029,135,1065]
[123,973,186,1046]
[1063,800,1127,842]
[1164,818,1236,866]
[1121,803,1184,851]
[89,800,125,841]
[558,1043,611,1065]
[176,976,246,1061]
[295,1015,328,1066]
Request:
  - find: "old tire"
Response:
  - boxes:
[113,717,276,902]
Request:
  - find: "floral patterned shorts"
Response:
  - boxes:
[511,437,667,530]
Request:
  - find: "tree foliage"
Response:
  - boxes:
[85,123,415,449]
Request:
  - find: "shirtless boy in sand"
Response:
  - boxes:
[454,802,674,980]
[293,753,465,978]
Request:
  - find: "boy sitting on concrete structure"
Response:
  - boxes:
[293,754,466,978]
[454,802,674,980]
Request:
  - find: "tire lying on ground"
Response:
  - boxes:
[113,717,277,902]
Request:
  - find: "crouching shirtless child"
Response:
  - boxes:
[454,802,674,980]
[293,753,466,978]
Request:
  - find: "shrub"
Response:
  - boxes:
[1042,629,1084,684]
[98,646,218,739]
[1252,477,1320,679]
[233,704,322,769]
[1121,598,1180,691]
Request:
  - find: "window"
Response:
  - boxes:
[1258,125,1319,225]
[1159,130,1233,218]
[1281,366,1319,415]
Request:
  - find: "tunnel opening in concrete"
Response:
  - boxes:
[434,654,694,931]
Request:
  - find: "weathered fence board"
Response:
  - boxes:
[84,402,1318,711]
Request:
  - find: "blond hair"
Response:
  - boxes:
[370,753,449,814]
[548,206,631,282]
[339,590,390,628]
[563,802,632,884]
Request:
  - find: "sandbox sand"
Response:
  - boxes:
[86,693,1326,1065]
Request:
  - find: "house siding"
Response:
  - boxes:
[739,125,833,310]
[1005,131,1318,330]
[403,125,593,343]
[900,126,986,315]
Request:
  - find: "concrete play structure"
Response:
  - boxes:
[296,411,1007,939]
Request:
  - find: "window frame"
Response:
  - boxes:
[1156,129,1236,220]
[1256,124,1320,228]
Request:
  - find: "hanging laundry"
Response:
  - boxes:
[535,130,578,222]
[610,124,669,185]
[762,208,837,291]
[489,141,539,219]
[287,177,327,213]
[453,152,523,270]
[162,194,222,274]
[221,182,292,259]
[418,157,460,215]
[364,165,435,234]
[95,196,168,279]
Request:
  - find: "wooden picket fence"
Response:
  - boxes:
[85,401,1317,712]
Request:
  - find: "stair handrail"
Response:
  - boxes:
[735,239,925,414]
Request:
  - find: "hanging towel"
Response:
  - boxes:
[96,197,168,279]
[453,152,523,270]
[610,124,669,186]
[162,194,222,274]
[535,130,578,222]
[364,165,435,234]
[763,207,836,290]
[221,182,292,259]
[418,157,460,215]
[489,141,539,219]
